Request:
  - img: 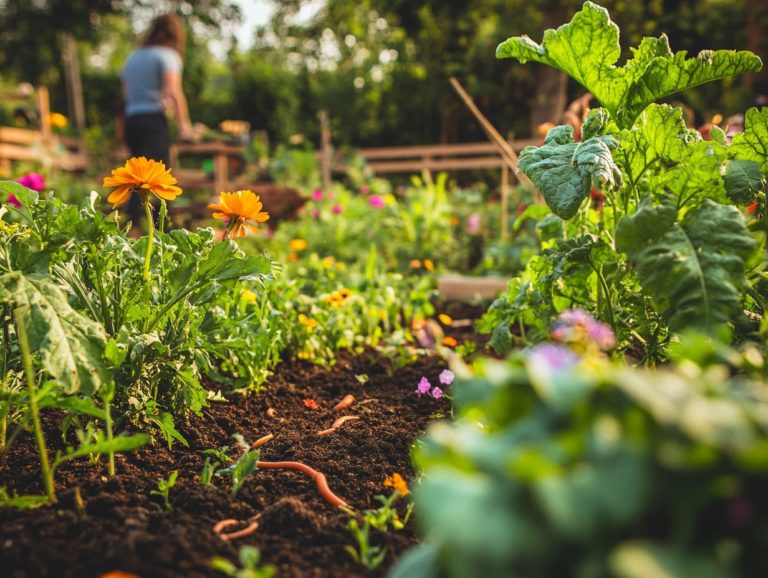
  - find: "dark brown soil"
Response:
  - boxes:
[0,351,453,578]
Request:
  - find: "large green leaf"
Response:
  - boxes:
[615,200,755,332]
[611,541,737,578]
[729,107,768,173]
[724,159,765,205]
[496,2,762,128]
[518,125,622,219]
[0,272,110,395]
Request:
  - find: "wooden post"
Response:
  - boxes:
[37,86,53,171]
[214,146,228,195]
[501,164,510,241]
[61,33,87,136]
[318,110,332,191]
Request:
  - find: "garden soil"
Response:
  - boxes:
[0,348,462,578]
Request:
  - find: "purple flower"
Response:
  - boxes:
[466,213,482,235]
[311,189,324,202]
[527,343,579,373]
[552,308,615,351]
[416,376,431,396]
[431,386,444,399]
[7,194,21,208]
[369,195,385,209]
[332,204,343,214]
[438,369,455,385]
[17,172,45,192]
[360,185,370,195]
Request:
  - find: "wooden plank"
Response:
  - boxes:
[0,127,43,145]
[367,156,507,173]
[437,274,509,302]
[357,140,540,160]
[0,143,40,161]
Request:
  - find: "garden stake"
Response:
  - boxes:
[333,394,355,411]
[256,460,350,508]
[252,434,274,449]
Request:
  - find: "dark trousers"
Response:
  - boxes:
[124,112,171,225]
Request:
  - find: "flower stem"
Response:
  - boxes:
[143,200,155,290]
[14,307,55,503]
[104,397,115,476]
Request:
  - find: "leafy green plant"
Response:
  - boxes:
[392,337,768,578]
[150,470,179,511]
[485,1,764,358]
[216,434,259,497]
[211,545,276,578]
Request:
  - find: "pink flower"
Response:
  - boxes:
[438,369,454,385]
[311,189,324,201]
[311,208,320,219]
[332,204,343,214]
[416,376,431,396]
[430,387,444,399]
[18,172,45,192]
[369,195,385,209]
[7,194,21,208]
[360,185,370,195]
[466,213,482,235]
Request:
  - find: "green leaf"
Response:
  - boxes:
[611,541,737,578]
[387,544,440,578]
[729,107,768,173]
[518,125,622,219]
[496,2,762,128]
[616,199,755,332]
[0,181,39,205]
[52,433,150,472]
[0,272,110,395]
[724,159,765,205]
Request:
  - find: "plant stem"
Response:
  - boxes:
[104,397,115,476]
[14,307,55,502]
[142,200,155,294]
[0,308,8,451]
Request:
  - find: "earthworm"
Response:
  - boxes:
[333,394,355,411]
[317,428,336,436]
[213,517,261,541]
[256,460,350,508]
[252,433,274,448]
[331,415,359,429]
[357,398,377,406]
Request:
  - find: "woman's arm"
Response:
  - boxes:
[163,71,193,140]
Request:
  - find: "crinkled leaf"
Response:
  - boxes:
[616,199,755,332]
[729,107,768,173]
[725,159,765,205]
[518,125,622,219]
[496,1,762,128]
[0,272,110,395]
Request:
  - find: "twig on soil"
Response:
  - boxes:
[252,434,274,449]
[357,398,377,406]
[333,394,355,411]
[213,517,261,541]
[317,415,360,436]
[256,460,351,509]
[266,408,277,418]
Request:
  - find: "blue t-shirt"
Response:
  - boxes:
[122,46,182,117]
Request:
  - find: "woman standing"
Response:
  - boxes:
[121,13,192,223]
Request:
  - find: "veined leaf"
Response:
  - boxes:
[729,107,768,173]
[496,1,762,128]
[616,200,755,332]
[0,272,110,395]
[518,125,622,219]
[724,159,765,205]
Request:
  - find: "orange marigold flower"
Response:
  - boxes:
[304,398,318,410]
[383,472,409,496]
[438,313,453,326]
[289,238,308,252]
[423,258,435,271]
[208,190,270,238]
[298,313,319,330]
[409,259,422,269]
[441,336,458,348]
[338,288,352,299]
[103,157,182,209]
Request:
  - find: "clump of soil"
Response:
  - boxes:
[0,350,452,578]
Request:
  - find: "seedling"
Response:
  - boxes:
[150,470,179,510]
[216,434,259,497]
[211,545,276,578]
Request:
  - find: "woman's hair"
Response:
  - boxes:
[142,13,186,56]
